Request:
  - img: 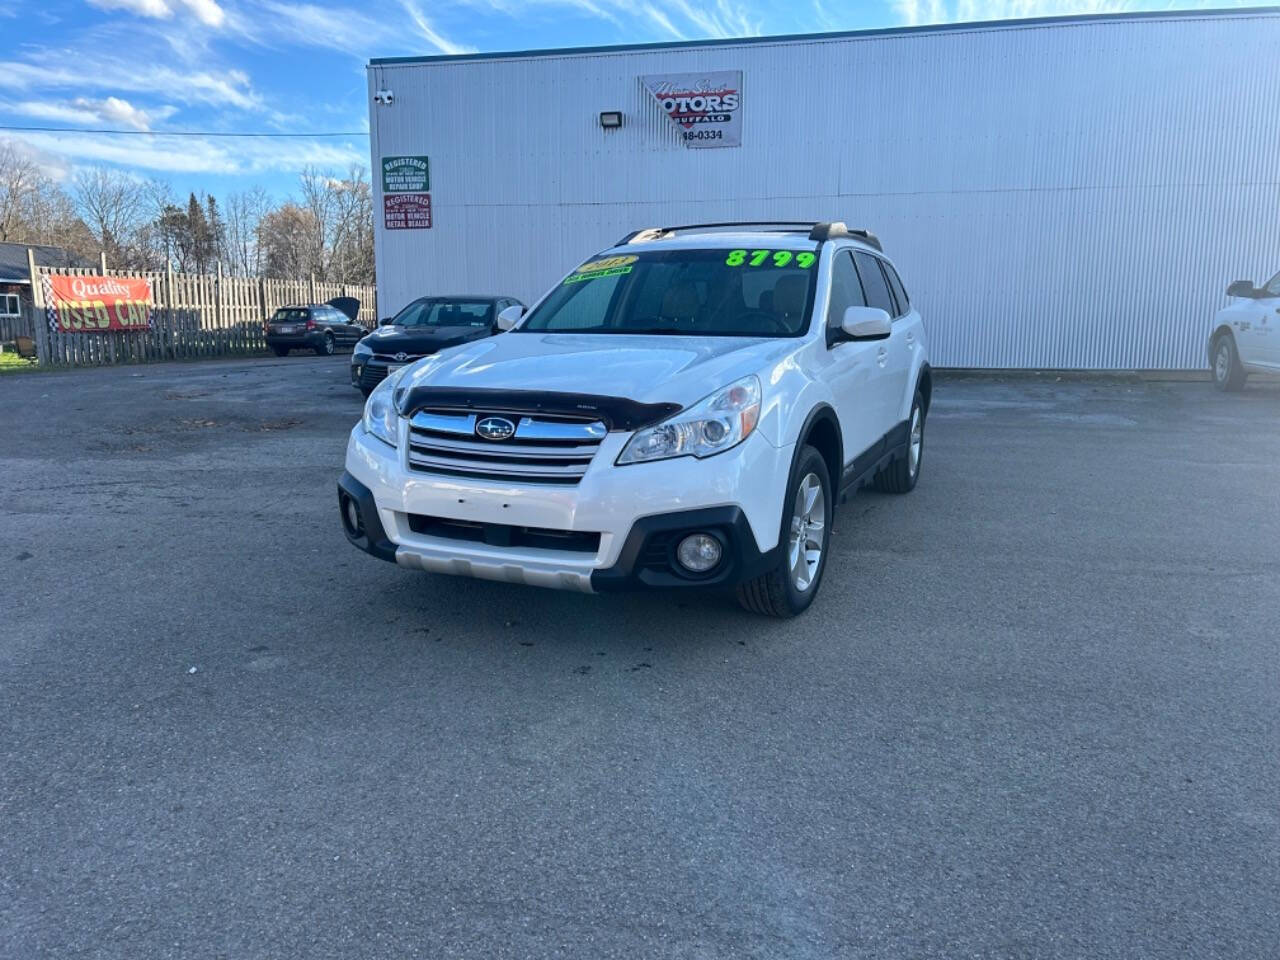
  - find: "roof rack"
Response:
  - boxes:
[616,220,882,251]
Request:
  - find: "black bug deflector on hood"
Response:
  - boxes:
[395,387,682,432]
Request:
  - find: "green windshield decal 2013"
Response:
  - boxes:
[725,249,815,269]
[564,266,633,284]
[564,255,637,284]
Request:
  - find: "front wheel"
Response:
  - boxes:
[316,332,335,356]
[736,445,832,618]
[1212,334,1246,392]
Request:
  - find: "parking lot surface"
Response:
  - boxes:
[2,357,1278,959]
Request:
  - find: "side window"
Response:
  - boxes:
[1265,271,1280,297]
[853,251,896,316]
[825,250,866,331]
[0,294,19,317]
[882,262,909,316]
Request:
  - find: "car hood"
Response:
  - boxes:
[361,324,486,354]
[398,332,794,409]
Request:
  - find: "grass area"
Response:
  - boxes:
[0,350,39,373]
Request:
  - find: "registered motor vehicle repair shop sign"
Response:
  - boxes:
[382,155,432,230]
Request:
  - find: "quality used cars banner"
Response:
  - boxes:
[43,274,153,333]
[642,71,742,148]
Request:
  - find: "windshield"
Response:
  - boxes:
[394,299,493,328]
[520,248,819,337]
[272,308,309,322]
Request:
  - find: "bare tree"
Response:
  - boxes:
[224,187,270,277]
[257,202,318,280]
[0,141,96,255]
[72,167,145,265]
[327,164,374,285]
[0,142,40,243]
[298,166,335,280]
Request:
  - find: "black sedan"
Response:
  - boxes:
[266,302,366,357]
[351,295,523,396]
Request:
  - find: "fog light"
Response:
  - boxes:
[340,493,363,538]
[676,533,722,573]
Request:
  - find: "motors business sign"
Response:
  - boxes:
[642,71,742,148]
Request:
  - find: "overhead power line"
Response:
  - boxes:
[0,124,369,138]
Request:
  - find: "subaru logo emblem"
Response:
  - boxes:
[476,416,516,441]
[394,352,408,362]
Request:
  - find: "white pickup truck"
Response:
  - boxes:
[1209,271,1280,390]
[338,221,932,617]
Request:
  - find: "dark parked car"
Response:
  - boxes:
[266,302,366,357]
[351,295,523,396]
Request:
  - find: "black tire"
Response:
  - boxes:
[875,390,925,494]
[271,346,289,358]
[359,387,373,399]
[736,444,833,618]
[1211,333,1247,392]
[316,333,336,356]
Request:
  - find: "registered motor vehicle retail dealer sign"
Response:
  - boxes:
[382,155,430,192]
[642,71,742,148]
[384,193,432,230]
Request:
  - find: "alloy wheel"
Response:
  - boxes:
[788,472,826,592]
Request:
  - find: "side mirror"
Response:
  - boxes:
[496,304,524,332]
[1226,280,1256,298]
[378,317,394,326]
[840,306,892,341]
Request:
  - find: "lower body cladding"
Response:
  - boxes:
[337,424,789,593]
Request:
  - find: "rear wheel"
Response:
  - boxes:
[316,332,336,356]
[736,445,832,618]
[271,346,289,358]
[874,391,925,494]
[1212,333,1246,392]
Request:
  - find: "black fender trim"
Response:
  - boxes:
[590,506,780,592]
[338,471,398,563]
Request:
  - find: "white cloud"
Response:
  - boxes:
[894,0,1136,26]
[400,1,479,55]
[0,130,366,176]
[88,0,227,28]
[0,58,261,112]
[3,97,178,131]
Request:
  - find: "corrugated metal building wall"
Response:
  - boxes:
[367,9,1280,369]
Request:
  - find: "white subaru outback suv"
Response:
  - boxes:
[338,221,932,617]
[1208,270,1280,391]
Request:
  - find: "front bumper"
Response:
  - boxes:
[339,422,791,592]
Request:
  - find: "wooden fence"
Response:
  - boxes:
[19,257,377,367]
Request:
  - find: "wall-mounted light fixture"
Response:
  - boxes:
[599,111,623,129]
[374,88,394,105]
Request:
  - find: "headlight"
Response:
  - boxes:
[617,374,761,465]
[362,370,403,447]
[353,339,372,358]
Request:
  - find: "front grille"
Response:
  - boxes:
[358,363,387,391]
[358,355,425,392]
[407,514,600,554]
[406,409,607,484]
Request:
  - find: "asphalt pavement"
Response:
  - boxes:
[2,355,1278,959]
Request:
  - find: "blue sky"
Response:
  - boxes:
[0,0,1272,200]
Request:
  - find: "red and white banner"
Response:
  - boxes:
[44,274,153,333]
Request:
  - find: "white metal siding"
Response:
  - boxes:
[368,12,1280,369]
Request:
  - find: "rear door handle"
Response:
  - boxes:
[877,347,888,367]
